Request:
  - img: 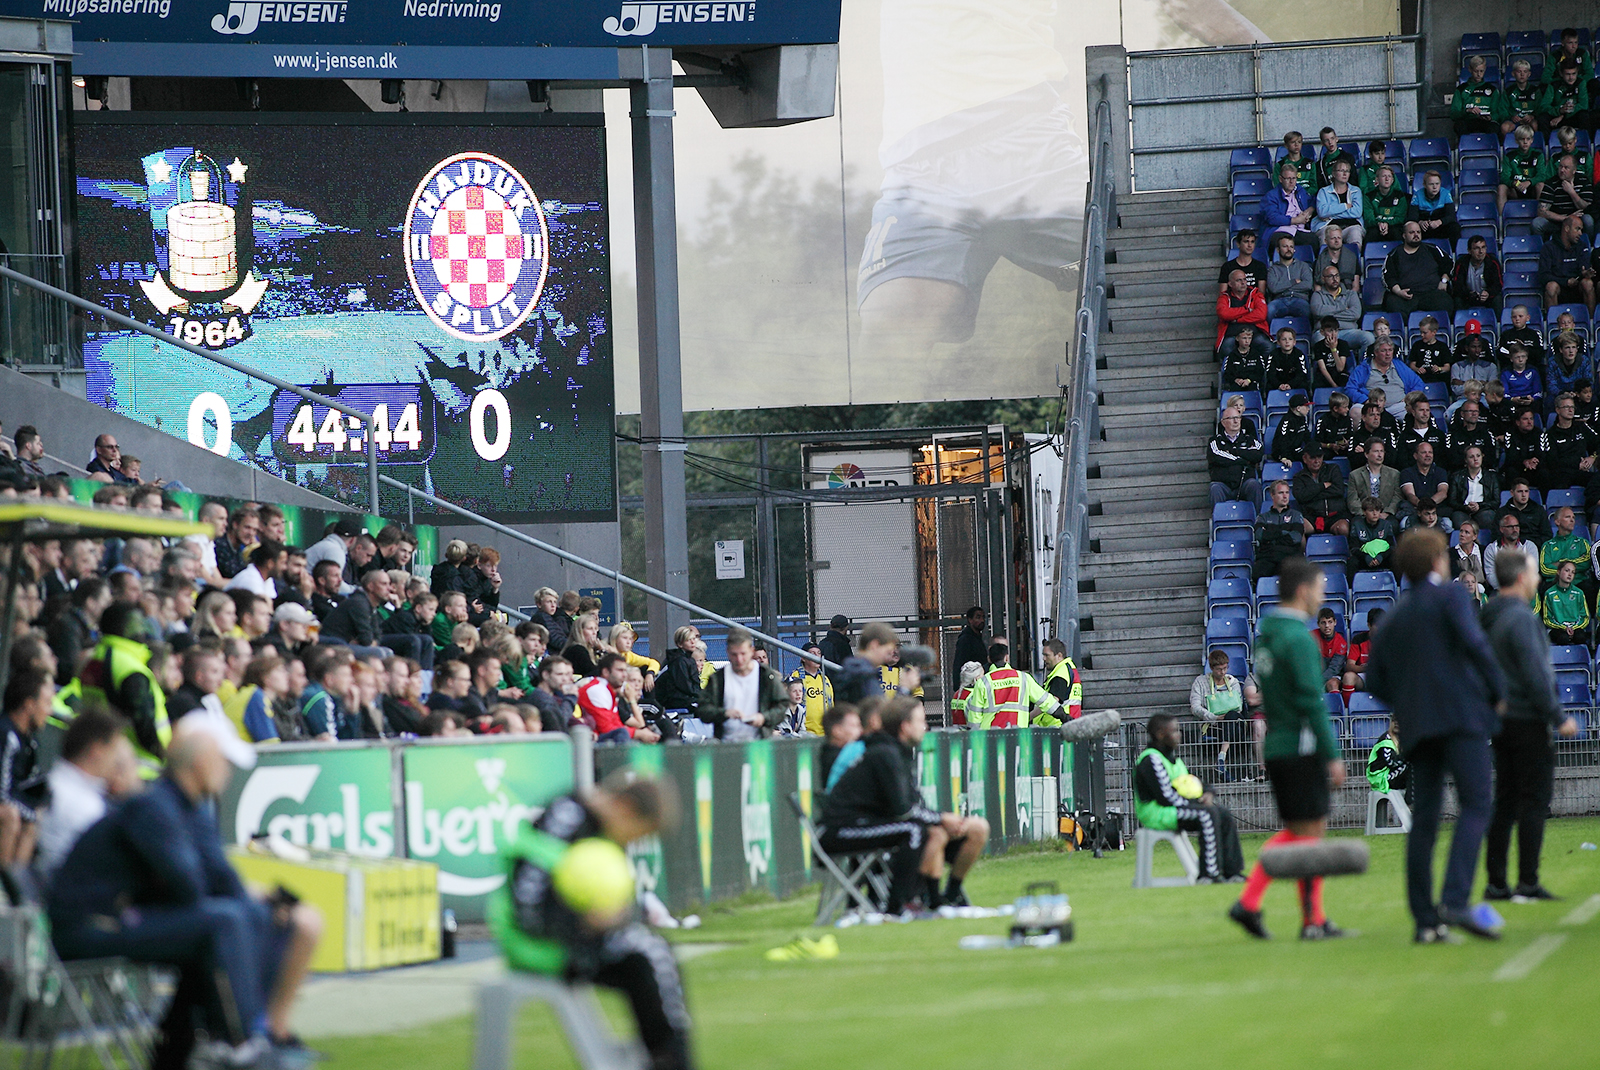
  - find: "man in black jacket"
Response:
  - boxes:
[652,626,704,715]
[1292,445,1349,535]
[1481,547,1578,902]
[818,615,852,682]
[818,696,988,912]
[950,607,988,696]
[319,570,393,658]
[1209,406,1263,506]
[1254,481,1307,580]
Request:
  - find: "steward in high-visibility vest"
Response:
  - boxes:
[74,606,170,779]
[948,660,985,727]
[489,782,693,1070]
[1041,638,1083,720]
[965,645,1061,729]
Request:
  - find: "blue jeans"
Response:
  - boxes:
[1267,295,1311,319]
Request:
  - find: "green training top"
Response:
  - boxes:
[1255,609,1340,763]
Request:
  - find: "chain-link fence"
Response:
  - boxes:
[1108,717,1600,833]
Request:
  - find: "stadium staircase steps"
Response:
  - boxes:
[1077,187,1225,724]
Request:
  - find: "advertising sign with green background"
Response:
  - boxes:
[400,737,574,916]
[221,743,395,860]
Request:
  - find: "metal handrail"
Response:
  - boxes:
[0,264,382,514]
[1050,86,1115,663]
[380,474,840,670]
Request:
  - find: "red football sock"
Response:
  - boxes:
[1238,829,1294,912]
[1308,876,1326,925]
[1340,683,1355,706]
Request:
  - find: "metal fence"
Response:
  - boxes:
[1109,717,1600,833]
[1127,36,1424,191]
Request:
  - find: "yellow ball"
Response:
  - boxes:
[1173,774,1203,800]
[552,838,635,918]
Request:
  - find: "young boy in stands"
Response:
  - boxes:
[1313,608,1348,695]
[1406,316,1452,386]
[1341,606,1384,706]
[1267,328,1311,395]
[1231,556,1348,940]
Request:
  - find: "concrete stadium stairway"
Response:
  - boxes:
[1077,187,1225,723]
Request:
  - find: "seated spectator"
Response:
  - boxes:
[1501,60,1540,135]
[529,585,571,651]
[1501,344,1546,412]
[1347,441,1401,519]
[1539,214,1596,317]
[1452,54,1502,136]
[608,620,659,674]
[167,644,229,725]
[301,645,357,740]
[1217,270,1269,358]
[1502,477,1554,542]
[1311,318,1353,389]
[85,434,136,485]
[1482,378,1516,438]
[1314,159,1364,248]
[1358,139,1407,198]
[1398,395,1446,466]
[1341,606,1384,704]
[1265,328,1310,395]
[1363,163,1408,243]
[1348,496,1399,576]
[1269,392,1313,464]
[1219,228,1268,293]
[1536,57,1592,133]
[1450,336,1499,400]
[430,590,469,652]
[36,705,136,877]
[49,719,323,1068]
[224,540,284,600]
[1496,311,1544,380]
[1551,124,1592,180]
[1253,480,1307,580]
[700,628,788,740]
[1190,649,1247,780]
[318,568,393,656]
[13,425,45,480]
[575,652,631,743]
[304,517,362,596]
[1501,124,1551,213]
[525,653,578,733]
[385,589,436,642]
[1504,410,1552,495]
[442,622,480,667]
[212,505,258,581]
[1265,233,1312,318]
[232,592,273,646]
[1313,608,1348,694]
[1403,500,1450,534]
[1451,242,1503,320]
[1483,512,1540,589]
[1315,390,1358,458]
[1399,442,1452,531]
[1262,161,1316,245]
[1312,226,1361,292]
[308,559,343,623]
[1543,504,1593,587]
[1382,221,1454,316]
[1535,152,1595,238]
[1345,340,1424,415]
[652,625,704,716]
[1406,170,1459,244]
[1547,392,1598,488]
[1350,401,1397,469]
[1542,560,1590,644]
[1544,27,1595,84]
[1449,446,1500,530]
[1208,404,1263,506]
[1313,127,1358,188]
[1452,519,1487,583]
[1406,316,1452,387]
[1577,380,1599,423]
[0,667,52,865]
[228,654,288,743]
[47,578,110,686]
[1132,713,1245,883]
[1548,333,1591,405]
[1293,444,1348,535]
[190,590,238,646]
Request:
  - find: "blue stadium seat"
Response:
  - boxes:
[1547,488,1584,510]
[1505,31,1546,65]
[1231,174,1270,216]
[1269,316,1311,340]
[1551,644,1590,672]
[1261,461,1294,485]
[1208,577,1253,617]
[1558,678,1593,710]
[1312,387,1336,410]
[1325,692,1346,720]
[1549,304,1591,329]
[1547,28,1589,49]
[1457,133,1501,171]
[1349,692,1389,716]
[1350,714,1389,751]
[1458,166,1499,191]
[1459,33,1502,66]
[1408,138,1450,167]
[1320,571,1350,614]
[1306,534,1348,565]
[1365,240,1398,264]
[1547,129,1592,151]
[1212,500,1256,543]
[1422,381,1449,406]
[1208,602,1250,624]
[1459,189,1499,212]
[1228,214,1262,244]
[1350,609,1372,636]
[1206,617,1252,649]
[1210,540,1254,580]
[1230,146,1272,180]
[1499,298,1542,324]
[1503,200,1539,235]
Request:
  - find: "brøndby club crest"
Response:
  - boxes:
[403,152,550,342]
[139,148,268,319]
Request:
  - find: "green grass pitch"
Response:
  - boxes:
[314,819,1600,1069]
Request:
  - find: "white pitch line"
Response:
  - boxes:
[1493,933,1568,982]
[1560,894,1600,927]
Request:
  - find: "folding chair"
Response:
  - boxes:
[787,793,892,925]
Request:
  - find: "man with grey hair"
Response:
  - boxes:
[701,626,788,741]
[1481,547,1578,902]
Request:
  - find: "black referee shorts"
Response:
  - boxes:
[1265,754,1332,822]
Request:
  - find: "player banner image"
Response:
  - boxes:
[220,743,395,859]
[400,736,574,918]
[74,114,614,523]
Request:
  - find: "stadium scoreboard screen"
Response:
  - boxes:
[74,114,616,523]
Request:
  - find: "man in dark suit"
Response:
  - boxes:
[1366,528,1507,943]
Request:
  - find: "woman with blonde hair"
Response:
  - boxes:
[190,589,239,642]
[608,620,660,673]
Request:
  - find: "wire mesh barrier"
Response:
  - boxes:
[1108,718,1600,833]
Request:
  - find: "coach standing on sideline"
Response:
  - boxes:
[1481,548,1578,902]
[1366,529,1507,943]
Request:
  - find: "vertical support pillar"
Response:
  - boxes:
[756,435,779,643]
[627,45,692,652]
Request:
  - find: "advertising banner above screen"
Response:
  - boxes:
[49,0,843,78]
[75,113,616,523]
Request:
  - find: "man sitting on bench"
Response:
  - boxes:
[1134,713,1246,883]
[818,695,989,912]
[491,775,694,1070]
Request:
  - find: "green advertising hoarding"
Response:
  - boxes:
[401,738,574,916]
[222,743,395,858]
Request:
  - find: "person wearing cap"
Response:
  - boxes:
[304,517,364,597]
[1267,393,1314,465]
[265,601,316,660]
[819,615,852,684]
[1451,236,1503,314]
[49,718,323,1070]
[1292,445,1349,536]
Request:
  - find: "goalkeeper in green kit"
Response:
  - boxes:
[1230,556,1349,940]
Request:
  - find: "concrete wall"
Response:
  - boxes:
[0,365,351,510]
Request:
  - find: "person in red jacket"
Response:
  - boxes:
[576,653,631,744]
[1218,268,1270,358]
